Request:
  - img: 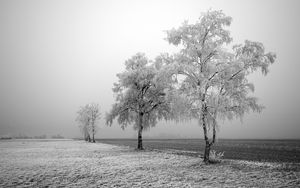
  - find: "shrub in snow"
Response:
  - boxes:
[209,150,224,163]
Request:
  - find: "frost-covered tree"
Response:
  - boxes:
[76,106,91,142]
[86,103,101,143]
[76,103,101,142]
[163,10,276,163]
[106,53,171,150]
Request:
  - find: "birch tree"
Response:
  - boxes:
[86,103,101,143]
[76,103,101,142]
[164,10,276,163]
[106,53,171,150]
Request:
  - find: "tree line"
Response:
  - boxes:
[76,10,276,163]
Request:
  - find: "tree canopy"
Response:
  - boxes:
[106,53,172,149]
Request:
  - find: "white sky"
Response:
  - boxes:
[0,0,299,139]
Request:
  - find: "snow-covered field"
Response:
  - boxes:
[0,140,299,187]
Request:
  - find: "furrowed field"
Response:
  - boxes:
[0,139,299,187]
[97,139,300,163]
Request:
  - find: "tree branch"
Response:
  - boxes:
[208,71,218,81]
[178,70,199,86]
[229,69,243,81]
[203,51,216,64]
[145,101,163,114]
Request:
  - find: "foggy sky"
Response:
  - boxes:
[0,0,299,139]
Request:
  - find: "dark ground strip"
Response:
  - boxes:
[96,139,300,163]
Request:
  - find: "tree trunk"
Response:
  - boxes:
[92,132,95,143]
[84,131,88,141]
[201,104,210,163]
[202,112,217,164]
[137,113,144,150]
[203,139,211,163]
[92,125,95,143]
[202,121,211,163]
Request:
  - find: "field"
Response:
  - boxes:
[97,139,300,163]
[0,139,299,187]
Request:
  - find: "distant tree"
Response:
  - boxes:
[0,135,12,139]
[15,133,32,139]
[34,134,47,139]
[51,134,64,139]
[106,53,171,150]
[76,103,101,142]
[76,106,91,142]
[164,10,276,163]
[86,103,101,143]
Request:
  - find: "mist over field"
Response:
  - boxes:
[1,0,300,139]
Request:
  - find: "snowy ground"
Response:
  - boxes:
[0,140,299,187]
